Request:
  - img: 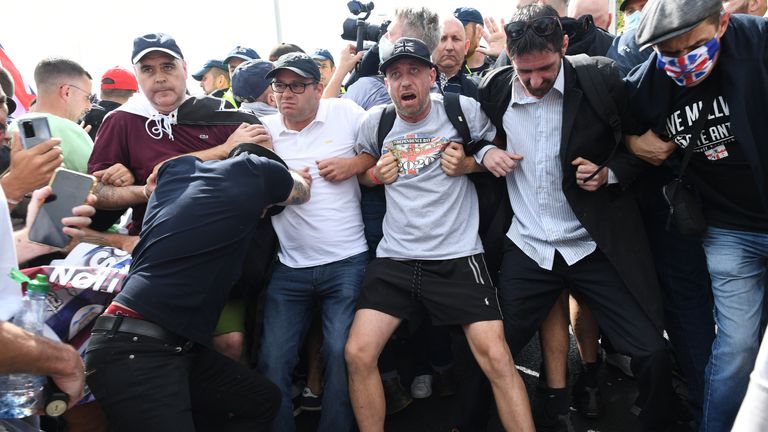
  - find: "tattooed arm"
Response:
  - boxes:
[277,168,312,206]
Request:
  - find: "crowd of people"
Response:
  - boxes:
[1,0,768,431]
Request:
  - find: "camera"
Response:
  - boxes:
[341,1,390,52]
[347,0,373,16]
[341,18,390,45]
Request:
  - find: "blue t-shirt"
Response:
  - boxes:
[115,154,292,345]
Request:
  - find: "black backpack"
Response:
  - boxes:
[376,93,508,281]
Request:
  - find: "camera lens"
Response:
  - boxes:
[22,121,35,138]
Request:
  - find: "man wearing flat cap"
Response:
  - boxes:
[625,1,768,430]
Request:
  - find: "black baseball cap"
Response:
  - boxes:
[379,37,436,74]
[265,53,321,81]
[132,33,184,64]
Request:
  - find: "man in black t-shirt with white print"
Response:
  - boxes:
[626,0,768,430]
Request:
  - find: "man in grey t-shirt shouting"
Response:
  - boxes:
[344,37,535,432]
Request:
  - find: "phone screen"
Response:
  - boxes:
[19,116,52,149]
[28,169,95,249]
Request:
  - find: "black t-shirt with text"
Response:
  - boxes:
[665,69,768,233]
[114,154,293,345]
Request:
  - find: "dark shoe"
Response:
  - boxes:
[572,384,601,419]
[533,387,573,432]
[382,376,412,415]
[571,361,602,419]
[299,387,322,412]
[433,368,457,397]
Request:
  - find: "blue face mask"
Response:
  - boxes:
[624,11,642,31]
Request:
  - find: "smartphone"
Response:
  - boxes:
[18,115,52,149]
[28,168,96,249]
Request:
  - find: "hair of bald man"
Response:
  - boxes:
[395,7,442,53]
[34,57,91,93]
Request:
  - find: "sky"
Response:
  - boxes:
[3,0,526,97]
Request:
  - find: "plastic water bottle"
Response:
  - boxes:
[0,274,50,418]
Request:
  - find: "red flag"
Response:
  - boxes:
[0,43,36,116]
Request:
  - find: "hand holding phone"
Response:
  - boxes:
[28,168,96,249]
[17,115,52,150]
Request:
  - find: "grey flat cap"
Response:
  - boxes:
[635,0,722,50]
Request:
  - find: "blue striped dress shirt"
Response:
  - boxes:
[502,60,597,271]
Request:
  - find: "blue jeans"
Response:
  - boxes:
[701,227,768,432]
[257,252,368,432]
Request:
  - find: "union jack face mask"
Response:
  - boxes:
[656,36,720,87]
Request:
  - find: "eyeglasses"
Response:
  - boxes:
[63,84,97,104]
[504,16,563,41]
[271,81,317,94]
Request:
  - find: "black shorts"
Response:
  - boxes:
[357,254,502,326]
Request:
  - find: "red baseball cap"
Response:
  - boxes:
[101,66,139,91]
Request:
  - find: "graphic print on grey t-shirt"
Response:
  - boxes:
[385,134,449,175]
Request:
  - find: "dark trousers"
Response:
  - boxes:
[637,171,714,422]
[499,240,675,430]
[85,331,280,432]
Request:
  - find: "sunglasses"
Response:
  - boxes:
[505,16,563,41]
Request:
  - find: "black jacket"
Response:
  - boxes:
[625,14,768,208]
[479,56,663,330]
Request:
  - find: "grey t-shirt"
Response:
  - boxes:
[356,93,496,260]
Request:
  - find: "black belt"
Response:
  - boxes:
[92,314,187,346]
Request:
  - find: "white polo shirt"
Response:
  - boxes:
[261,98,368,268]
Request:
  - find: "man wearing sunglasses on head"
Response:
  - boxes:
[476,4,679,431]
[625,1,768,430]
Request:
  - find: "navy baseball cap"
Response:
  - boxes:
[265,53,321,81]
[192,59,228,81]
[231,60,274,101]
[224,46,260,64]
[311,49,335,66]
[379,38,436,74]
[454,7,484,26]
[132,33,184,64]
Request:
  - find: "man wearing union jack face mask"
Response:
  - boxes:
[624,0,768,431]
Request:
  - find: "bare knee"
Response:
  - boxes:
[344,336,378,372]
[213,332,244,361]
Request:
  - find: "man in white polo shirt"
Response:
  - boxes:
[257,52,373,432]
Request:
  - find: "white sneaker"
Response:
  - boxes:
[410,374,433,399]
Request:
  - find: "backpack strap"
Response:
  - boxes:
[376,103,397,153]
[443,92,488,156]
[568,54,622,148]
[568,54,622,182]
